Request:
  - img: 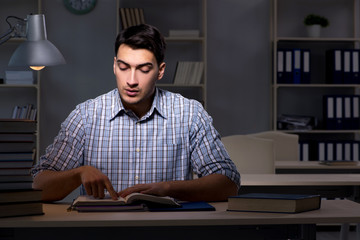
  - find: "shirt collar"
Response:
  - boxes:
[110,88,166,121]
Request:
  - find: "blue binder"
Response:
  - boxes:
[292,49,301,84]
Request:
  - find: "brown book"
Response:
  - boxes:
[228,193,321,213]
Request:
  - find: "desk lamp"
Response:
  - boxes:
[4,14,65,71]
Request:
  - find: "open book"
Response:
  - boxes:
[71,193,181,212]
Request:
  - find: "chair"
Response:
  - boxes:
[222,135,275,174]
[248,131,299,161]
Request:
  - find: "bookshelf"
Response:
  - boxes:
[271,0,360,161]
[116,0,207,108]
[0,0,41,161]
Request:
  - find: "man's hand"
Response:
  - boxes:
[117,174,238,202]
[79,165,118,200]
[118,182,170,198]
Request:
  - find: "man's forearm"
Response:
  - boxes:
[32,168,82,202]
[166,174,238,202]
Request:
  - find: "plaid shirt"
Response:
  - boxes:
[31,88,240,193]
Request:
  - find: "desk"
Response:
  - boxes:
[0,200,359,240]
[275,161,360,174]
[240,174,360,201]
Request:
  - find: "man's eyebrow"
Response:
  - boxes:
[116,59,153,68]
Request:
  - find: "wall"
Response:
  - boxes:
[34,0,270,154]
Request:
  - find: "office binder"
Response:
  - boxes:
[292,49,301,84]
[344,142,352,161]
[353,141,360,161]
[352,49,360,84]
[352,95,360,129]
[284,49,293,83]
[277,50,285,83]
[343,50,352,84]
[343,96,352,130]
[301,49,311,83]
[335,142,343,161]
[335,96,343,129]
[324,95,336,129]
[299,142,309,161]
[318,142,325,161]
[326,49,342,84]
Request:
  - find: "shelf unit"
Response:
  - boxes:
[0,0,42,161]
[116,0,207,108]
[271,0,360,160]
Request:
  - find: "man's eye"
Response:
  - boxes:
[118,63,129,71]
[139,66,151,73]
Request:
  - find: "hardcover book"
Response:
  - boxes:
[228,193,321,214]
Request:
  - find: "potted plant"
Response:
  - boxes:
[303,14,329,37]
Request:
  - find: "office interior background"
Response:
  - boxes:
[0,0,354,156]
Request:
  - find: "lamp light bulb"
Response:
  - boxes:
[30,66,45,71]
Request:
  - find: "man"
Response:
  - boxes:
[32,24,240,202]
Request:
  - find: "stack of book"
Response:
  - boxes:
[119,8,145,30]
[173,61,204,85]
[0,119,42,217]
[5,71,34,85]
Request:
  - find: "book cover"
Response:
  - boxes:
[0,189,42,204]
[228,193,321,214]
[0,119,37,133]
[0,202,43,218]
[0,152,34,161]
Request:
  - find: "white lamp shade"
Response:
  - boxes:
[8,14,65,67]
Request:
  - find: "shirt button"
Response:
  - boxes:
[135,176,139,180]
[136,148,140,152]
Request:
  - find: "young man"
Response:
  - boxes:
[32,24,240,202]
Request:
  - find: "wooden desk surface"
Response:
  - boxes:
[0,200,360,228]
[241,173,360,186]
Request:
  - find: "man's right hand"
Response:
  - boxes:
[79,165,118,200]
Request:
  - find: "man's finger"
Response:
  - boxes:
[105,180,118,200]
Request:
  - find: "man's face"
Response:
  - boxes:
[113,44,165,117]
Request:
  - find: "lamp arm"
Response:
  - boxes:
[0,16,26,45]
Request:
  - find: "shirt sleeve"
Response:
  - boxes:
[189,101,241,189]
[31,106,86,177]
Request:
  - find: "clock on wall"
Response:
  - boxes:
[63,0,97,15]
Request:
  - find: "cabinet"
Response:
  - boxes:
[0,0,41,161]
[116,0,207,108]
[271,0,360,161]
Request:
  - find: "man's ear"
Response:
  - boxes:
[113,57,117,74]
[158,62,166,80]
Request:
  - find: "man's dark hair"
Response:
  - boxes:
[115,24,166,66]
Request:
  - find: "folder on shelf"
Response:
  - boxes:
[326,49,343,84]
[277,49,285,83]
[301,49,311,84]
[353,141,360,161]
[299,142,309,161]
[335,96,343,130]
[343,95,352,130]
[324,95,336,129]
[284,50,293,83]
[352,49,360,84]
[352,95,360,129]
[343,50,352,84]
[292,49,301,84]
[318,142,325,161]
